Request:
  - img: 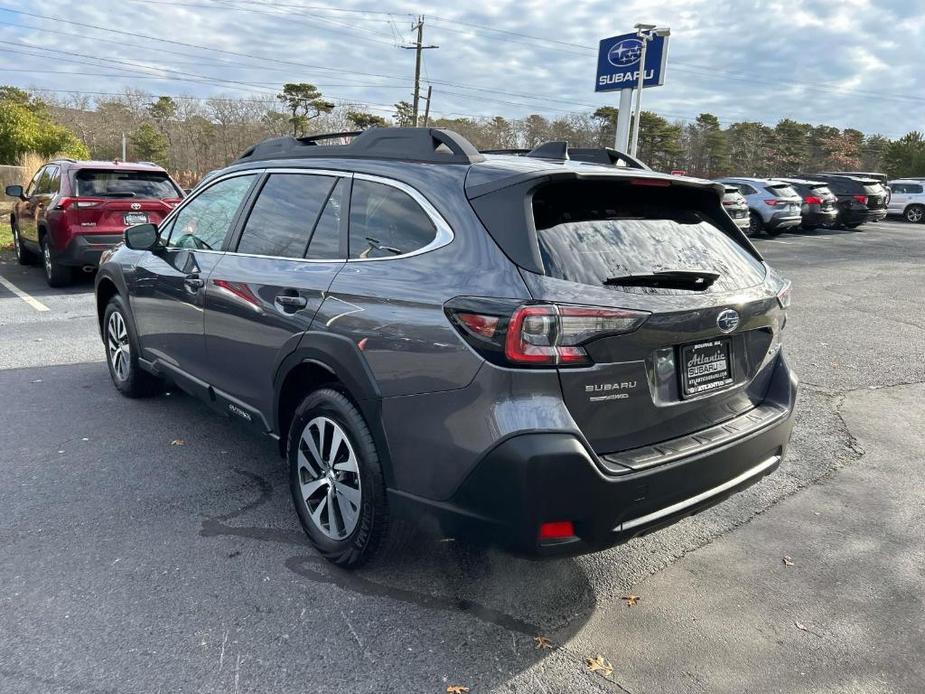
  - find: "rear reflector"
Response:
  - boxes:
[539,521,575,540]
[631,178,671,187]
[763,199,779,206]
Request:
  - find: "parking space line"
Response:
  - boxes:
[0,275,50,312]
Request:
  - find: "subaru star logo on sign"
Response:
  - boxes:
[607,38,642,67]
[595,31,669,92]
[717,309,740,333]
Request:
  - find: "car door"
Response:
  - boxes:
[888,184,907,213]
[131,172,258,396]
[19,165,56,246]
[203,171,348,424]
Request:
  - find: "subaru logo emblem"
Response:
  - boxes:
[130,202,142,210]
[717,309,740,333]
[607,38,643,67]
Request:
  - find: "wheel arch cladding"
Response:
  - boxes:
[273,332,393,483]
[96,277,120,335]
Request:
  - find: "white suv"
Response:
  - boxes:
[888,179,925,223]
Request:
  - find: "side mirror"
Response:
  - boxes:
[124,223,160,251]
[5,184,25,200]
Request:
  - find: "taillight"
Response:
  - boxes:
[803,195,822,205]
[446,298,649,368]
[722,199,736,206]
[852,194,868,205]
[53,197,103,210]
[763,199,779,206]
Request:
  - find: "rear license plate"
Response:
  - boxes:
[124,212,148,225]
[680,338,733,397]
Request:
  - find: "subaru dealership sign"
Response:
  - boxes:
[595,32,669,92]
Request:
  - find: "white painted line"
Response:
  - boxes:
[0,275,50,312]
[760,239,794,244]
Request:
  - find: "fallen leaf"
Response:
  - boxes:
[783,556,795,566]
[446,686,470,694]
[621,594,640,607]
[534,635,553,650]
[795,621,807,631]
[170,439,186,446]
[585,655,613,678]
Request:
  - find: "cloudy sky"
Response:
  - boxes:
[1,0,924,136]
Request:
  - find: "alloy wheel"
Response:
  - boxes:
[907,207,924,223]
[296,416,362,540]
[12,227,21,261]
[107,311,131,382]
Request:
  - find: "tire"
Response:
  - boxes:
[766,226,785,237]
[747,212,763,237]
[40,234,73,287]
[288,388,395,569]
[10,219,35,265]
[844,223,862,229]
[905,205,925,224]
[103,295,162,398]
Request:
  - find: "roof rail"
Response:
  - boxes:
[50,157,77,164]
[236,127,485,165]
[479,141,649,170]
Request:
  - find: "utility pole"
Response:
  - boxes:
[401,16,438,126]
[422,85,433,127]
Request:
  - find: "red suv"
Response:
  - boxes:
[6,159,183,286]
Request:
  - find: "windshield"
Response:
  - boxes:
[533,181,766,293]
[75,170,180,199]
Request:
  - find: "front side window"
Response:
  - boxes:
[737,184,756,196]
[348,179,436,259]
[166,174,255,250]
[236,173,336,258]
[34,165,60,195]
[25,167,44,196]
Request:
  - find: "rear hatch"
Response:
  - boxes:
[766,183,802,215]
[862,182,888,210]
[72,169,181,233]
[467,174,786,461]
[722,187,749,219]
[811,185,837,211]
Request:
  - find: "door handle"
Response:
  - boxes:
[275,294,308,310]
[184,276,205,291]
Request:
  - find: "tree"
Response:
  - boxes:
[0,86,88,163]
[393,101,415,127]
[726,121,774,176]
[276,83,334,136]
[637,112,682,170]
[771,119,810,175]
[592,106,619,146]
[347,111,387,130]
[130,122,169,166]
[883,131,925,178]
[686,113,729,177]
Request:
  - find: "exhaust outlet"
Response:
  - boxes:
[82,265,96,273]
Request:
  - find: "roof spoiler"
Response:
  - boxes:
[236,127,486,165]
[479,141,649,170]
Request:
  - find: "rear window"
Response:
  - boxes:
[768,185,798,198]
[75,170,180,199]
[532,180,766,293]
[863,183,886,196]
[811,185,833,197]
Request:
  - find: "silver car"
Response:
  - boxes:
[718,177,803,237]
[887,179,925,223]
[721,185,751,232]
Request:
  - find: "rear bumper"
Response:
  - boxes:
[56,234,123,267]
[391,351,798,556]
[840,208,887,225]
[802,209,838,227]
[767,213,802,229]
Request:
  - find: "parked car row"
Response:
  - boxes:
[717,172,895,236]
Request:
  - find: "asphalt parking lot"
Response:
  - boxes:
[1,220,923,693]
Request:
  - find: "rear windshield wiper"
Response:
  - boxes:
[97,192,137,198]
[603,269,720,290]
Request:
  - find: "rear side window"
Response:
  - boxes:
[348,179,436,259]
[532,180,766,293]
[909,184,924,194]
[307,178,347,260]
[75,170,179,199]
[237,173,336,258]
[736,183,756,196]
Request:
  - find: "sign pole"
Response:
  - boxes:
[614,88,633,152]
[629,34,649,157]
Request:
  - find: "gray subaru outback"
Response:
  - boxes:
[95,128,797,568]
